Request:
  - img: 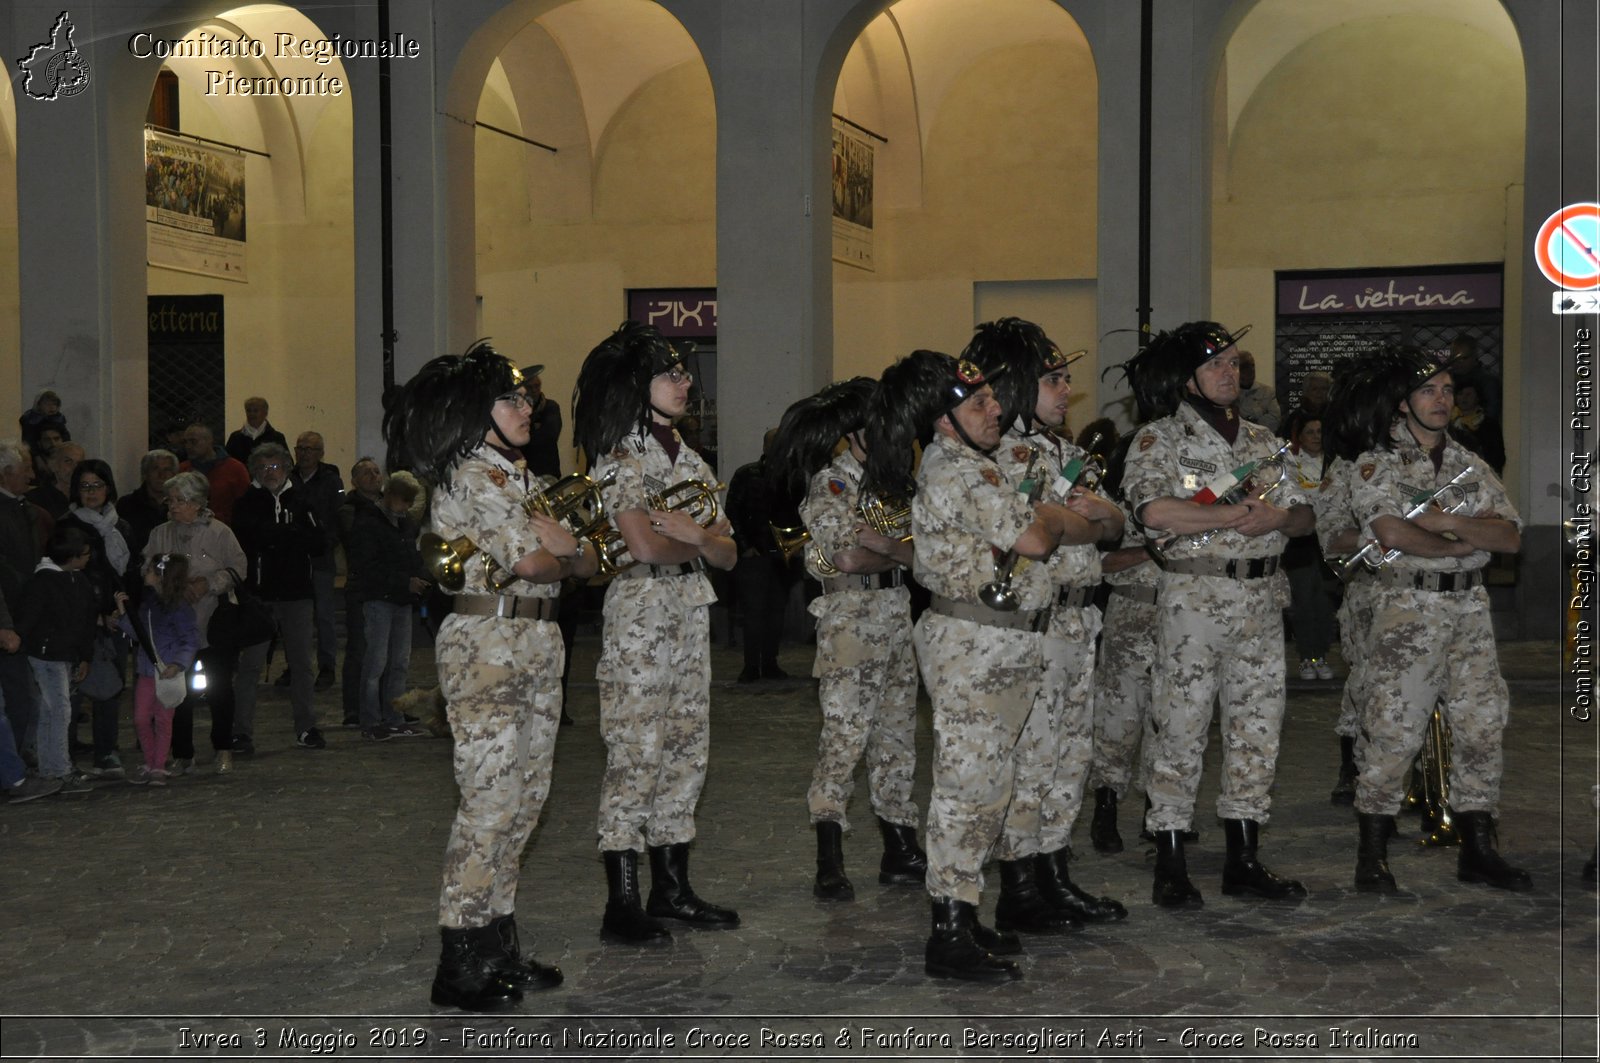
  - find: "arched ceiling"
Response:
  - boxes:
[530,0,704,157]
[1224,0,1520,141]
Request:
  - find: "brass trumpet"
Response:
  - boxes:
[588,478,728,577]
[979,445,1044,611]
[770,523,811,565]
[1403,707,1458,847]
[420,468,616,593]
[1147,451,1292,565]
[1332,467,1473,582]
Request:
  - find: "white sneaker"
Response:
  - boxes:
[1313,658,1335,680]
[1298,659,1316,681]
[126,765,152,786]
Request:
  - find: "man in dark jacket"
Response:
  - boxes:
[288,431,345,689]
[232,442,327,750]
[335,457,385,726]
[224,397,289,464]
[345,476,430,740]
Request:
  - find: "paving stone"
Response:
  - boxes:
[0,635,1593,1059]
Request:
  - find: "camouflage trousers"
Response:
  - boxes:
[1354,585,1508,816]
[913,612,1044,905]
[595,583,711,851]
[435,615,564,928]
[1090,592,1158,797]
[807,596,919,832]
[1000,607,1099,858]
[1334,579,1377,738]
[1145,573,1288,832]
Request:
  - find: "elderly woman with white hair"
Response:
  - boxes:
[143,470,247,775]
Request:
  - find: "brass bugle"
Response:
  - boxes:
[858,492,913,542]
[771,523,811,565]
[588,479,729,577]
[1332,467,1473,582]
[421,467,618,593]
[979,444,1043,611]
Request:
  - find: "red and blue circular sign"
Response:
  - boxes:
[1535,203,1600,290]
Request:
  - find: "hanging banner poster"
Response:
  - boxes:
[831,118,874,271]
[144,128,247,281]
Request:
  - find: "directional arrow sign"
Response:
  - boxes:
[1554,291,1600,314]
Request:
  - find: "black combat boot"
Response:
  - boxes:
[814,821,854,901]
[1353,813,1397,894]
[993,858,1078,933]
[1455,811,1533,892]
[477,914,563,990]
[1151,829,1203,908]
[600,849,672,945]
[430,926,522,1011]
[645,842,741,927]
[877,818,928,884]
[1220,819,1307,900]
[1035,848,1127,922]
[924,898,1021,983]
[1089,787,1124,853]
[1330,736,1357,805]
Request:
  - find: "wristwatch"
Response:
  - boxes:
[572,540,587,560]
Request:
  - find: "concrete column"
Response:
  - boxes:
[10,2,153,467]
[1506,0,1598,639]
[669,0,870,473]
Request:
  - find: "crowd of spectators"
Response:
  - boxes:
[2,393,433,802]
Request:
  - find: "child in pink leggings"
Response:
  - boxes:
[121,553,198,786]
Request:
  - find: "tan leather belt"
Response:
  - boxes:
[928,594,1047,633]
[452,595,558,621]
[1109,584,1158,605]
[1161,556,1280,580]
[1055,585,1096,610]
[616,559,706,580]
[822,569,905,594]
[1376,568,1484,593]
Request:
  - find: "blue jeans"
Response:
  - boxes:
[360,600,412,730]
[28,658,73,778]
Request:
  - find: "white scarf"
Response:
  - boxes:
[240,421,267,440]
[71,502,130,576]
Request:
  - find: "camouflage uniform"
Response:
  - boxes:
[432,445,565,929]
[912,433,1051,905]
[590,427,720,852]
[1088,517,1160,798]
[1122,404,1308,832]
[992,429,1102,858]
[802,451,919,832]
[1311,458,1374,740]
[1349,431,1518,816]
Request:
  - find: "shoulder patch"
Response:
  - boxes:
[486,468,508,489]
[828,478,846,496]
[981,468,1002,487]
[610,446,629,461]
[1011,445,1033,464]
[1138,433,1156,452]
[1360,463,1375,481]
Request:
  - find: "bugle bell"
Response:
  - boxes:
[419,533,483,594]
[770,523,811,565]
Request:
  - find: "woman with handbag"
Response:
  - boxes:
[143,471,247,774]
[60,458,136,778]
[120,553,199,785]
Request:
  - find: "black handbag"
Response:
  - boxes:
[207,568,276,651]
[77,633,126,702]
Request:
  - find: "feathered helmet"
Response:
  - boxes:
[862,350,1000,498]
[571,321,686,465]
[962,317,1083,430]
[769,377,875,500]
[382,340,522,486]
[1323,348,1400,463]
[1109,321,1251,420]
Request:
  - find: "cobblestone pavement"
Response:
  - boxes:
[0,633,1594,1061]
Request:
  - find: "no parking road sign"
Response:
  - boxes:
[1536,202,1600,291]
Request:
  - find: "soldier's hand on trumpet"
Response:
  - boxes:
[1061,487,1125,541]
[524,510,600,580]
[855,523,911,561]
